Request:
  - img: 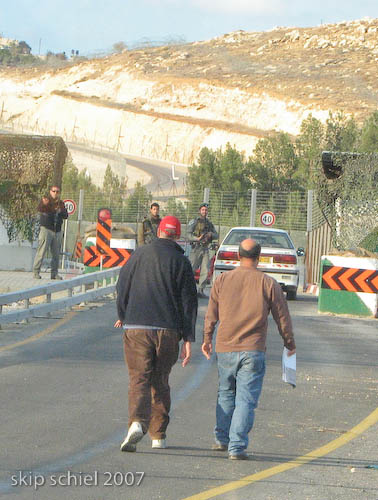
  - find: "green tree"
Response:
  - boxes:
[102,164,128,218]
[358,111,378,153]
[218,144,251,192]
[187,147,219,193]
[186,144,252,223]
[324,111,360,152]
[61,157,98,196]
[103,164,121,195]
[123,182,151,222]
[187,144,250,193]
[162,198,187,222]
[295,114,324,189]
[248,132,301,191]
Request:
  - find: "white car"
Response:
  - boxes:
[213,227,304,300]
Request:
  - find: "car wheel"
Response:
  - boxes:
[286,289,297,301]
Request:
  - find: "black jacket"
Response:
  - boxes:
[116,238,198,341]
[38,199,68,232]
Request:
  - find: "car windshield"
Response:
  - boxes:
[223,230,294,249]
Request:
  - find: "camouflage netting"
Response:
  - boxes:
[0,134,68,186]
[0,134,68,242]
[317,152,378,253]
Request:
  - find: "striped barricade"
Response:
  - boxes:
[319,255,378,317]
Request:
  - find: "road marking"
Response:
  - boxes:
[183,406,378,500]
[0,311,77,352]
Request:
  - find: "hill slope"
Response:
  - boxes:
[0,18,377,165]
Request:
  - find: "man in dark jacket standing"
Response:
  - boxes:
[33,185,68,280]
[115,215,198,452]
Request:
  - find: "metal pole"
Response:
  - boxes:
[307,190,313,233]
[77,189,84,249]
[61,219,68,271]
[78,189,84,222]
[203,188,210,204]
[249,189,257,227]
[305,190,314,290]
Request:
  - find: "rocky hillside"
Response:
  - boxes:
[0,18,377,166]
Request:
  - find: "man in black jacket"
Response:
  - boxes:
[115,215,197,452]
[33,185,68,280]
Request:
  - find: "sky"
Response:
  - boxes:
[1,0,378,56]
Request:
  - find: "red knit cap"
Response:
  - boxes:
[159,215,181,238]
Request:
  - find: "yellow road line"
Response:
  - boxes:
[183,407,378,500]
[0,311,77,352]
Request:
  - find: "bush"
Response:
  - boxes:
[359,227,378,253]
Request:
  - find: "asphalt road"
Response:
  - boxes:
[66,142,187,195]
[0,293,377,500]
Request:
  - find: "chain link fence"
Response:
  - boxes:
[62,189,312,252]
[64,189,310,228]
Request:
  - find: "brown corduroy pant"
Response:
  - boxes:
[123,328,180,439]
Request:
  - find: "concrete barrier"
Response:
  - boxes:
[318,255,378,318]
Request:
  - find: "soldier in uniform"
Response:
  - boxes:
[138,202,161,246]
[188,203,218,298]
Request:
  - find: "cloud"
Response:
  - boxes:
[143,0,285,15]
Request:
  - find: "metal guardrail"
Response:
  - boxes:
[0,267,121,326]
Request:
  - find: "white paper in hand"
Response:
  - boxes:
[282,347,296,388]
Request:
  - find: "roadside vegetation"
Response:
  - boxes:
[61,110,378,204]
[60,109,378,236]
[1,110,377,246]
[0,37,86,68]
[187,110,378,195]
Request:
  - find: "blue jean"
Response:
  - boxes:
[215,351,266,455]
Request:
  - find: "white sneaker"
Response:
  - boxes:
[120,422,144,452]
[152,439,167,449]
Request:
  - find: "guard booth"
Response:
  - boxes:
[317,151,378,318]
[0,134,68,271]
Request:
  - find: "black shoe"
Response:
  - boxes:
[197,291,207,299]
[51,275,63,280]
[229,452,249,460]
[212,443,228,451]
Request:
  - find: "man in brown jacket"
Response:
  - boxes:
[202,238,296,460]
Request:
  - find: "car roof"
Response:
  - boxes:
[227,227,289,234]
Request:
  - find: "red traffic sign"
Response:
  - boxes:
[260,211,275,226]
[64,199,77,215]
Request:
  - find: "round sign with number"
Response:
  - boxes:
[64,199,77,215]
[260,210,275,226]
